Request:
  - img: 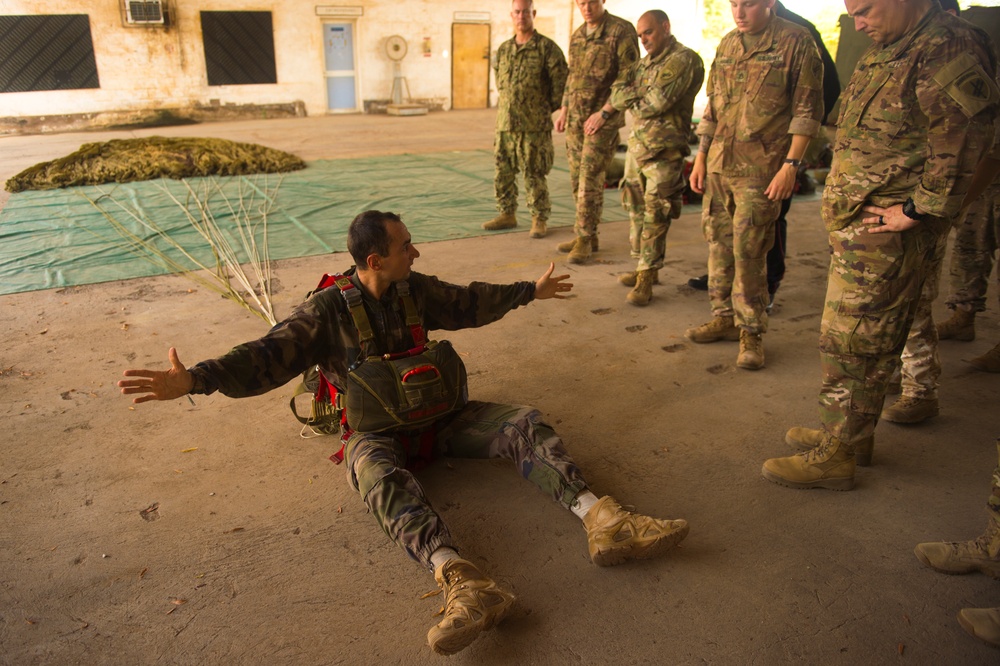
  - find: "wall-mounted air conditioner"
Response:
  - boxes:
[125,1,165,25]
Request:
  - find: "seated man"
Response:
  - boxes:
[118,210,689,657]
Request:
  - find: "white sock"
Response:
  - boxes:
[429,546,461,572]
[570,490,600,520]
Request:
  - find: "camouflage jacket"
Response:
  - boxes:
[610,35,705,165]
[562,12,639,129]
[188,271,536,397]
[495,32,568,133]
[824,5,999,231]
[696,14,823,178]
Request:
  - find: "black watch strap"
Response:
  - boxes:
[902,197,927,221]
[600,109,611,120]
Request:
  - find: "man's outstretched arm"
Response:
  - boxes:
[118,347,194,404]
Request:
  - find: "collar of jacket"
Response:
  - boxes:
[644,34,678,67]
[876,2,938,61]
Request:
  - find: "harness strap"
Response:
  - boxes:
[396,281,427,346]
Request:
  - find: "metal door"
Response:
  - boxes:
[451,23,490,109]
[324,22,358,112]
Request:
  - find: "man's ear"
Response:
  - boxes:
[365,253,382,272]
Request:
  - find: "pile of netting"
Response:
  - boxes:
[5,136,306,192]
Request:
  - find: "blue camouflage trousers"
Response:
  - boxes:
[702,174,780,333]
[344,401,589,570]
[817,216,947,449]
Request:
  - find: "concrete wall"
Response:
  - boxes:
[0,0,587,129]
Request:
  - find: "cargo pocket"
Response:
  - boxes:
[835,263,914,357]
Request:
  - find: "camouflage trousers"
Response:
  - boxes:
[897,232,949,399]
[945,182,1000,313]
[494,131,555,220]
[620,149,685,271]
[991,438,1000,519]
[816,216,947,449]
[344,400,588,570]
[565,111,620,237]
[701,174,780,333]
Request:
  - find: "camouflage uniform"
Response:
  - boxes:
[610,35,704,270]
[992,438,1000,518]
[816,6,998,451]
[946,179,1000,313]
[188,270,588,570]
[563,13,639,239]
[494,32,568,221]
[896,232,949,400]
[696,15,823,332]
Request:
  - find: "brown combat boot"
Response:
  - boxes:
[557,236,599,253]
[881,395,939,423]
[529,216,547,238]
[427,558,516,655]
[785,426,874,466]
[958,608,1000,647]
[737,330,764,370]
[914,518,1000,579]
[626,270,655,306]
[583,496,689,566]
[684,316,740,343]
[761,436,856,490]
[970,341,1000,373]
[482,212,517,231]
[618,268,660,287]
[567,236,595,264]
[937,309,976,341]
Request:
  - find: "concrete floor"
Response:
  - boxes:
[1,110,999,664]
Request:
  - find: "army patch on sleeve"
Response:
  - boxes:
[932,52,1000,118]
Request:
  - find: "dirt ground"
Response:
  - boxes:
[2,110,999,665]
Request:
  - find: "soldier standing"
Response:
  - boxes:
[554,0,639,264]
[687,0,823,370]
[483,0,568,239]
[764,0,999,490]
[610,10,704,306]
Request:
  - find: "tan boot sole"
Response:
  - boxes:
[760,465,855,491]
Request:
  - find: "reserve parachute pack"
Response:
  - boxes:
[290,273,468,459]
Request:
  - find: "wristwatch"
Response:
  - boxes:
[902,197,927,221]
[600,109,612,120]
[783,158,801,168]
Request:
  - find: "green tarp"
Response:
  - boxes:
[0,150,642,296]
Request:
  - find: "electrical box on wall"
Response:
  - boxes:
[124,1,166,25]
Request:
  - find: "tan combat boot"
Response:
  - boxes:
[626,270,654,306]
[937,309,976,341]
[684,316,740,343]
[557,236,599,253]
[881,395,939,423]
[970,341,1000,373]
[583,496,689,566]
[958,608,1000,647]
[482,212,517,231]
[427,558,516,656]
[913,518,1000,579]
[785,426,875,467]
[737,330,765,370]
[761,436,856,490]
[618,268,660,287]
[529,216,547,238]
[567,236,595,264]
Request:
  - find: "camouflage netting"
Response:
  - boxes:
[5,136,307,193]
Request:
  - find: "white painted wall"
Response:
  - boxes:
[0,0,588,119]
